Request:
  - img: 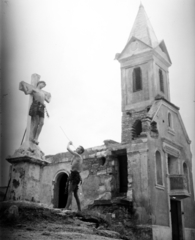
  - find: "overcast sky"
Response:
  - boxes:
[1,0,195,186]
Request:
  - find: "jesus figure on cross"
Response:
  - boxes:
[19,74,51,145]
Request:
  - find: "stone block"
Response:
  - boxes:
[29,164,40,180]
[80,170,89,180]
[102,192,111,200]
[104,176,112,191]
[92,163,99,170]
[97,169,106,175]
[128,177,133,184]
[127,190,132,201]
[106,167,112,174]
[99,175,106,184]
[82,175,100,199]
[97,192,111,200]
[98,185,106,194]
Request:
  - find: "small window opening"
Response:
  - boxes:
[132,120,142,139]
[99,157,106,166]
[133,67,142,92]
[168,112,172,128]
[159,69,164,93]
[156,151,163,185]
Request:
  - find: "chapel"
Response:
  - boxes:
[6,4,195,240]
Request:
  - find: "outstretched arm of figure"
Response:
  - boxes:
[19,81,34,95]
[67,141,80,157]
[43,91,51,103]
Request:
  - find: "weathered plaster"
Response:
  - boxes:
[152,225,171,240]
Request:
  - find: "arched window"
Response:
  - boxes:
[132,120,142,139]
[133,67,142,92]
[159,69,164,93]
[183,163,190,192]
[156,151,163,185]
[168,112,172,128]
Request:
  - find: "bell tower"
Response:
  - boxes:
[116,4,172,142]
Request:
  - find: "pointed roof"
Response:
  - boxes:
[127,4,158,48]
[147,97,191,144]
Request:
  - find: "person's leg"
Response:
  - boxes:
[64,182,73,210]
[30,116,39,143]
[74,188,81,212]
[34,117,44,143]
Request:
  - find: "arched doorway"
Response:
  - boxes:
[53,172,68,208]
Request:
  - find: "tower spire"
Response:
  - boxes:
[127,4,158,48]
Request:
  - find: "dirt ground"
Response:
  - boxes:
[1,223,121,240]
[0,203,124,240]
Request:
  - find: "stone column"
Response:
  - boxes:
[6,156,49,203]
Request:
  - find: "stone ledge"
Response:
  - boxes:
[6,156,49,166]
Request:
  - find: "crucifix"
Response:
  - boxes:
[19,73,51,146]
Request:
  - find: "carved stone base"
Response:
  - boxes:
[6,156,49,203]
[8,141,45,161]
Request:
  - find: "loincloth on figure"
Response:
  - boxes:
[29,100,45,118]
[65,170,82,192]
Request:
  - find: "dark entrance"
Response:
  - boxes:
[54,172,68,208]
[58,173,68,208]
[118,153,128,194]
[170,199,183,240]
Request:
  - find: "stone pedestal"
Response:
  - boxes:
[6,156,49,203]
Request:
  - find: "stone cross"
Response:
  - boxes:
[19,74,51,145]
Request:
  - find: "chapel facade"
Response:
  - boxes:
[6,4,195,240]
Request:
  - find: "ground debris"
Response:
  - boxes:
[0,203,124,240]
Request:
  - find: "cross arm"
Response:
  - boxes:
[42,90,51,103]
[19,81,35,95]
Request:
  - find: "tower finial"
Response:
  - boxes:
[140,1,143,8]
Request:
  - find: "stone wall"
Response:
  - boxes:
[76,155,120,209]
[121,107,148,143]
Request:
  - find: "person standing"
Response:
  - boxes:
[64,141,84,212]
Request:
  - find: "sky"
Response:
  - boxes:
[1,0,195,186]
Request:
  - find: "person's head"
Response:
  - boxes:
[76,146,85,154]
[37,81,46,89]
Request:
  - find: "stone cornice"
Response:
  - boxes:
[163,145,180,157]
[162,138,183,150]
[6,156,49,166]
[162,138,183,157]
[153,50,171,67]
[119,48,171,69]
[120,50,153,68]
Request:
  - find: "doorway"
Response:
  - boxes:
[53,172,68,208]
[170,199,183,240]
[118,153,128,194]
